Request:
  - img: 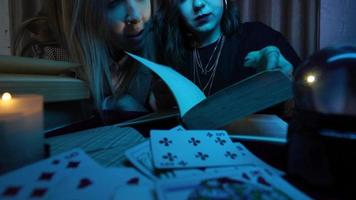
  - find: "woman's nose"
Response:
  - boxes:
[125,0,141,25]
[193,0,205,12]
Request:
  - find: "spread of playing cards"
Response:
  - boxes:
[0,126,311,200]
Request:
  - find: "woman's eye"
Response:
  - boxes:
[108,0,124,9]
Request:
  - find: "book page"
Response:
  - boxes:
[127,53,206,116]
[182,70,293,129]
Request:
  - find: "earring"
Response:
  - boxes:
[224,0,227,9]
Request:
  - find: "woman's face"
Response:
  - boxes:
[107,0,151,52]
[178,0,224,36]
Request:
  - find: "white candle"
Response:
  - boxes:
[0,93,43,174]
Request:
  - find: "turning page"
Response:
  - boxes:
[127,52,206,116]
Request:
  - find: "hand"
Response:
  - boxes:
[102,94,147,112]
[244,46,293,77]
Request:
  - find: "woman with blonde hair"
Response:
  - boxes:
[40,0,156,115]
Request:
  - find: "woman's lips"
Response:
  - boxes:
[126,29,144,39]
[194,13,212,24]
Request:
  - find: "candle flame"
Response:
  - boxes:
[305,74,316,85]
[1,92,12,102]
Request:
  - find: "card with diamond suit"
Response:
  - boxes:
[0,149,100,200]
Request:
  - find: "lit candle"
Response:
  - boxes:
[0,93,43,174]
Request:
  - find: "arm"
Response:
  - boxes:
[102,94,148,112]
[244,45,294,78]
[241,22,302,78]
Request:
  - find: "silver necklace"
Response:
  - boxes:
[193,35,225,95]
[193,35,224,75]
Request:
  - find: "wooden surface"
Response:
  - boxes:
[46,125,146,167]
[182,70,293,129]
[0,74,90,102]
[0,55,80,75]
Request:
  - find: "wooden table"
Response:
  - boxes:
[46,125,146,167]
[44,115,342,199]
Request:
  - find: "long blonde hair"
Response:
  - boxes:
[46,0,113,109]
[14,0,155,109]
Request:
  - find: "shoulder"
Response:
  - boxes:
[230,22,287,51]
[239,22,282,38]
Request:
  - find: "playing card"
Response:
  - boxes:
[169,125,186,132]
[126,141,217,181]
[125,126,187,180]
[234,142,285,176]
[150,130,254,169]
[187,177,287,200]
[166,142,284,177]
[125,141,157,181]
[113,185,155,200]
[156,172,266,200]
[0,148,100,200]
[159,127,283,175]
[217,166,311,200]
[156,167,311,200]
[47,167,153,200]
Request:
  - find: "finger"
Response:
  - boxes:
[279,55,294,77]
[244,51,260,67]
[261,46,281,70]
[266,50,280,70]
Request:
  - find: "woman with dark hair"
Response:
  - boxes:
[153,0,301,98]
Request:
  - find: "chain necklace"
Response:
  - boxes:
[193,35,225,95]
[193,35,224,75]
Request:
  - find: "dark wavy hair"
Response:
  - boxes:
[152,0,240,67]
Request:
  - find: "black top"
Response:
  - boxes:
[153,22,301,115]
[177,22,301,96]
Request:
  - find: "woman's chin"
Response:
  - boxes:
[193,25,218,36]
[123,42,144,53]
[126,37,147,52]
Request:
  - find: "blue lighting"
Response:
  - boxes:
[327,53,356,63]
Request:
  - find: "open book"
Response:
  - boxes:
[127,53,293,130]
